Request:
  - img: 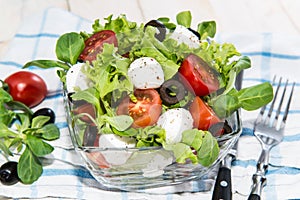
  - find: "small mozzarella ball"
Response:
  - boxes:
[142,152,174,177]
[169,25,200,49]
[128,57,164,89]
[66,63,91,93]
[98,134,136,165]
[157,108,194,144]
[98,134,136,148]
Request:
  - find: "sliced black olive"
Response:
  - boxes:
[144,20,166,42]
[67,92,75,102]
[208,120,233,137]
[159,79,186,106]
[235,70,244,91]
[32,107,55,124]
[187,27,201,40]
[0,161,20,185]
[214,87,225,96]
[83,125,99,146]
[68,92,89,108]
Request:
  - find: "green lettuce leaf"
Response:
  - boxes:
[197,131,220,167]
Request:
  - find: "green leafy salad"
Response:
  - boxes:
[24,11,273,167]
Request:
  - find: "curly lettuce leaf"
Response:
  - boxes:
[83,43,133,100]
[136,126,166,147]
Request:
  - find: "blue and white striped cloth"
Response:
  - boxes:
[0,8,299,200]
[219,32,300,200]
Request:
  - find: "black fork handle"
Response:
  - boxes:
[248,194,261,200]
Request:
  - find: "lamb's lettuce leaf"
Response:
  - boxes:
[211,82,273,118]
[55,32,85,65]
[176,11,192,28]
[164,129,219,166]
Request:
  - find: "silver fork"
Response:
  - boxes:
[248,76,295,200]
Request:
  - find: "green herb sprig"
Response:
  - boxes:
[0,87,60,184]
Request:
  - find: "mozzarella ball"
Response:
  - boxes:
[169,25,200,49]
[66,63,91,93]
[142,151,174,177]
[98,134,136,165]
[128,57,164,89]
[98,134,136,148]
[157,108,194,144]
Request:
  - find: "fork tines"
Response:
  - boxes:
[256,76,295,130]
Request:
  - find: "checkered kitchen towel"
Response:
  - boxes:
[219,32,300,200]
[1,8,300,200]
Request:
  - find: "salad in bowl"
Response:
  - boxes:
[24,11,273,190]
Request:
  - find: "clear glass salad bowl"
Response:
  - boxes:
[63,90,242,191]
[21,10,272,191]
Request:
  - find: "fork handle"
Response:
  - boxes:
[248,194,260,200]
[257,148,271,171]
[248,147,269,200]
[247,173,267,200]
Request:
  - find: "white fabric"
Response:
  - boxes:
[0,8,300,200]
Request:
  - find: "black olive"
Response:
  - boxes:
[0,161,20,185]
[235,70,244,91]
[67,92,75,102]
[83,125,99,146]
[68,92,88,107]
[159,79,186,106]
[187,27,201,40]
[144,20,166,42]
[32,107,55,124]
[208,120,233,137]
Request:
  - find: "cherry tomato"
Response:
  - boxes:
[83,125,99,146]
[4,71,47,108]
[189,96,221,130]
[78,30,118,63]
[116,89,162,128]
[178,54,219,96]
[72,103,96,125]
[86,152,110,169]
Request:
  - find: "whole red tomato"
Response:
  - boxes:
[4,71,47,108]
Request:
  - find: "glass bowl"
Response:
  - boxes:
[63,89,242,191]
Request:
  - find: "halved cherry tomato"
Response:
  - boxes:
[178,54,219,96]
[78,30,118,63]
[4,71,47,108]
[189,96,222,130]
[116,89,162,128]
[86,152,110,169]
[83,125,99,146]
[72,103,96,125]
